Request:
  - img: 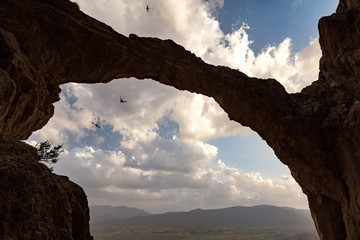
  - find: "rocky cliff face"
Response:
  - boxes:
[0,0,359,239]
[0,135,92,239]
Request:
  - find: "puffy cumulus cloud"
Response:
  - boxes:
[28,78,246,147]
[291,38,322,89]
[28,98,79,145]
[202,23,255,70]
[169,93,250,141]
[215,160,307,208]
[203,30,321,93]
[122,138,217,174]
[249,38,321,92]
[75,0,321,94]
[54,142,214,194]
[27,0,316,212]
[28,86,101,146]
[53,146,307,213]
[75,0,224,56]
[67,79,175,145]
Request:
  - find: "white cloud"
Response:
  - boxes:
[291,38,322,89]
[29,78,246,145]
[54,146,307,213]
[249,38,321,92]
[75,0,321,93]
[206,0,224,12]
[201,28,321,93]
[170,93,250,141]
[26,0,320,212]
[123,138,217,174]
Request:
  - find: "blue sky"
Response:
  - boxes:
[28,0,338,214]
[207,0,338,179]
[217,0,338,53]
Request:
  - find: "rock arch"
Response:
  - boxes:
[0,0,360,239]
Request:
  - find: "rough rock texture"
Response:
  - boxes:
[0,0,359,239]
[0,135,93,239]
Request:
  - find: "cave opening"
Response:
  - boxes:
[3,0,360,239]
[23,1,339,217]
[24,77,321,238]
[27,79,308,214]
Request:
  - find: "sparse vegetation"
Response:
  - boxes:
[35,140,63,171]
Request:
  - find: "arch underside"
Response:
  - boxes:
[0,0,360,239]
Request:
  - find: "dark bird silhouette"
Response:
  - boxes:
[146,5,150,12]
[92,121,101,128]
[120,96,127,103]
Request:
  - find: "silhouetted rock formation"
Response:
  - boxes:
[0,135,92,239]
[0,0,359,239]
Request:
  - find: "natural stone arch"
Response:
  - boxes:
[1,0,360,239]
[41,78,301,211]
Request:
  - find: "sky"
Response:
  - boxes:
[27,0,338,214]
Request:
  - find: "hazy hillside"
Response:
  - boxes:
[90,205,150,222]
[91,205,318,240]
[98,205,313,228]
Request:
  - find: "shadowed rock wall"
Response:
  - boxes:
[0,0,359,239]
[0,135,93,239]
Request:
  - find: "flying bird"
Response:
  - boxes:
[92,121,101,129]
[146,5,150,12]
[120,96,127,103]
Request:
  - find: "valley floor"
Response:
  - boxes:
[91,225,319,240]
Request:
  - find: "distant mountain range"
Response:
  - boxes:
[91,205,313,228]
[90,205,150,222]
[90,205,318,240]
